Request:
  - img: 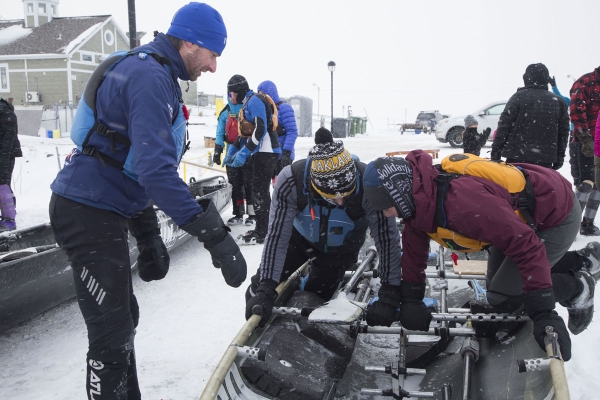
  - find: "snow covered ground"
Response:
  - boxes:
[0,110,598,399]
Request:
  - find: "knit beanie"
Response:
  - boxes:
[314,127,334,144]
[167,2,227,55]
[523,63,550,87]
[363,157,415,218]
[227,74,250,102]
[309,141,356,199]
[464,115,478,128]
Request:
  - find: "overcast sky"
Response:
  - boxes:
[2,0,600,125]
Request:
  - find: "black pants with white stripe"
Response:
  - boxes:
[49,193,141,400]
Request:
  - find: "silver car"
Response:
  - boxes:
[435,101,507,148]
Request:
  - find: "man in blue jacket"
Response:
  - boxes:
[48,3,246,399]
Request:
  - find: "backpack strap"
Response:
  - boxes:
[434,172,458,228]
[514,168,537,232]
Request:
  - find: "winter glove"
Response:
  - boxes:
[128,206,170,282]
[398,281,432,331]
[490,149,502,162]
[180,199,247,287]
[213,144,223,166]
[483,127,492,139]
[366,284,402,327]
[280,150,293,169]
[245,279,279,327]
[223,144,239,167]
[231,146,251,168]
[548,75,556,87]
[245,272,261,302]
[552,157,564,170]
[578,130,594,157]
[523,288,571,361]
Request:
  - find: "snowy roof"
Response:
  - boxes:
[0,16,110,55]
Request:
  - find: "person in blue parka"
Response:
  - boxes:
[256,80,298,180]
[48,3,246,399]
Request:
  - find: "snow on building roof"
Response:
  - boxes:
[0,22,32,46]
[0,16,109,56]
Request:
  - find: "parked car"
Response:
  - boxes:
[435,101,507,148]
[415,110,448,132]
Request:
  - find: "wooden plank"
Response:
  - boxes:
[453,260,487,275]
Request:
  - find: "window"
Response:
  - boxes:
[38,3,46,14]
[0,64,9,92]
[80,53,93,63]
[486,104,506,115]
[104,30,114,46]
[27,3,34,13]
[51,5,57,15]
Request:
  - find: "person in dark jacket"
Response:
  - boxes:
[244,128,401,327]
[363,151,600,362]
[462,115,491,156]
[48,4,246,399]
[0,98,23,231]
[570,66,600,236]
[256,80,298,180]
[491,63,570,170]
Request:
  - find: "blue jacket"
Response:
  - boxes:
[237,89,281,155]
[50,33,203,226]
[257,80,298,160]
[215,99,243,148]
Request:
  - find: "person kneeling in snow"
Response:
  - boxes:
[245,128,402,326]
[362,151,600,361]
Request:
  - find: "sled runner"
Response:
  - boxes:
[0,175,232,333]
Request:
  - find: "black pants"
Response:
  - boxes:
[246,152,279,236]
[226,159,253,216]
[569,141,595,185]
[277,229,359,300]
[49,193,141,400]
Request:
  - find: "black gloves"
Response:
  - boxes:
[552,157,564,170]
[180,199,247,287]
[366,284,402,327]
[483,127,492,139]
[280,150,292,169]
[213,144,223,166]
[548,75,556,87]
[398,281,432,331]
[490,149,502,162]
[577,130,594,157]
[523,289,571,361]
[128,206,170,282]
[245,279,279,327]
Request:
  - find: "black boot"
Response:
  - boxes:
[580,219,600,236]
[562,271,595,335]
[577,241,600,279]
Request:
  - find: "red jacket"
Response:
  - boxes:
[570,67,600,137]
[400,150,573,293]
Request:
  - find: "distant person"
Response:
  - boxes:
[256,80,298,183]
[48,4,246,399]
[570,66,600,236]
[215,75,255,226]
[462,115,490,156]
[363,151,600,362]
[549,75,571,106]
[491,63,569,170]
[0,97,23,232]
[245,129,401,327]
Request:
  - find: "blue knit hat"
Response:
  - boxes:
[364,157,415,218]
[167,2,227,55]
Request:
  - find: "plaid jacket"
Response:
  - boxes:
[570,67,600,138]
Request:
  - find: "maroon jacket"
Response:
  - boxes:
[570,67,600,137]
[400,150,573,293]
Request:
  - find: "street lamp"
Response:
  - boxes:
[313,83,320,119]
[328,61,336,131]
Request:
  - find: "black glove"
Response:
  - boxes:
[280,150,292,169]
[366,284,402,327]
[213,144,223,166]
[578,130,594,157]
[548,75,556,87]
[490,149,502,162]
[552,157,564,170]
[180,199,247,287]
[128,206,170,282]
[483,127,492,138]
[398,281,432,331]
[523,289,571,361]
[245,279,278,327]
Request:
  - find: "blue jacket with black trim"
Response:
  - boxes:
[50,33,203,226]
[257,80,298,160]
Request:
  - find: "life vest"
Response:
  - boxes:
[428,153,536,252]
[238,92,278,136]
[70,50,189,179]
[291,158,368,253]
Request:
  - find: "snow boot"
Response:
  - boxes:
[564,270,595,335]
[227,215,244,226]
[236,230,265,246]
[577,241,600,280]
[245,215,257,226]
[580,220,600,236]
[0,184,16,232]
